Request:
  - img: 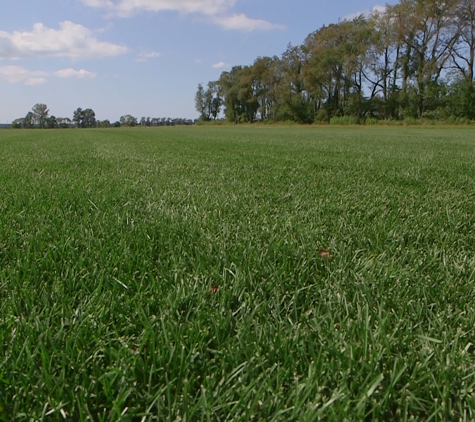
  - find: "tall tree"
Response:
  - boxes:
[47,115,58,129]
[24,112,35,129]
[195,83,209,121]
[207,81,223,120]
[278,44,312,122]
[393,0,459,117]
[119,115,138,127]
[451,0,475,82]
[250,56,280,121]
[32,103,49,128]
[218,65,260,123]
[364,7,404,119]
[82,109,96,128]
[73,108,84,128]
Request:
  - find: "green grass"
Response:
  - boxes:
[1,126,475,421]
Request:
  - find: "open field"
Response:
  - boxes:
[1,126,475,420]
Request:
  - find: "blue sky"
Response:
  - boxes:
[0,0,394,123]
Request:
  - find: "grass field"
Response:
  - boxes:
[1,126,475,421]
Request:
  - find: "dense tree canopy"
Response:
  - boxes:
[197,0,475,123]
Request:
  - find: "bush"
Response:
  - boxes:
[315,109,330,123]
[403,117,421,126]
[436,116,474,125]
[329,115,360,125]
[363,117,379,126]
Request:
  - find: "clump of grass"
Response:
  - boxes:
[1,127,475,420]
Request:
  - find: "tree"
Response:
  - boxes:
[218,66,248,123]
[47,115,58,129]
[57,117,72,128]
[451,0,475,82]
[392,0,459,118]
[249,56,280,121]
[119,115,138,127]
[363,7,404,119]
[206,81,223,120]
[82,109,96,128]
[23,112,35,128]
[302,17,375,121]
[12,118,25,129]
[195,83,209,121]
[72,108,96,128]
[446,76,475,119]
[73,108,83,128]
[32,103,49,128]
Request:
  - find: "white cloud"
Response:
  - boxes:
[0,21,128,60]
[212,14,285,31]
[25,78,47,86]
[79,0,283,32]
[343,5,386,21]
[137,51,160,61]
[212,61,230,69]
[81,0,234,16]
[83,0,114,7]
[0,66,47,85]
[372,5,387,14]
[0,66,97,85]
[54,68,97,79]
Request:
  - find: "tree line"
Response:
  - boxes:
[196,0,475,124]
[12,104,195,129]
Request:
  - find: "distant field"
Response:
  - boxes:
[1,126,475,420]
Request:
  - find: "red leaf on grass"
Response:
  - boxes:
[318,249,332,259]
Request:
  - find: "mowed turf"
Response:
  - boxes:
[1,126,475,421]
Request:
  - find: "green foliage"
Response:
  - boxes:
[201,0,475,124]
[314,108,330,123]
[329,115,360,125]
[32,103,49,129]
[2,127,475,420]
[446,78,475,120]
[195,83,208,121]
[403,116,421,125]
[119,114,138,127]
[71,107,97,128]
[363,117,379,125]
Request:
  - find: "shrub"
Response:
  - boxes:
[329,115,360,125]
[403,117,420,126]
[363,117,379,126]
[315,109,330,123]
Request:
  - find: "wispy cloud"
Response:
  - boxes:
[212,61,230,69]
[0,66,97,85]
[137,51,161,62]
[343,4,386,21]
[54,68,97,79]
[79,0,284,32]
[212,14,285,31]
[0,21,128,60]
[80,0,233,17]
